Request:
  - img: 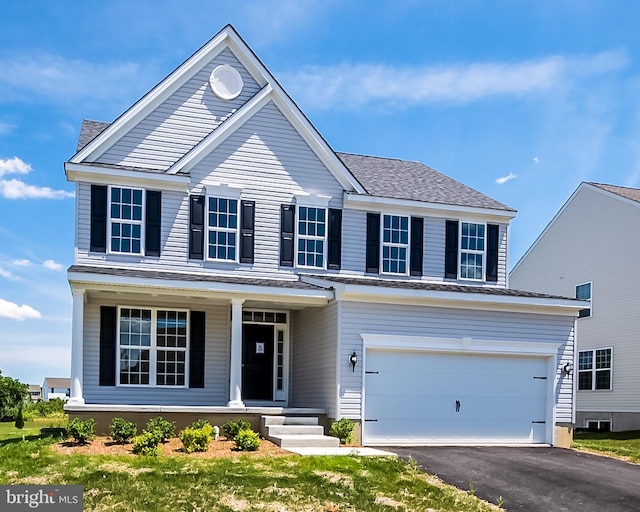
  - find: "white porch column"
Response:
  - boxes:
[228,298,245,407]
[69,288,85,404]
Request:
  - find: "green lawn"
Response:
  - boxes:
[0,416,66,440]
[0,425,502,512]
[572,430,640,463]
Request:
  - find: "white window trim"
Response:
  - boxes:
[458,221,487,282]
[578,347,612,391]
[295,205,328,270]
[107,186,145,256]
[380,213,410,276]
[576,281,593,318]
[116,306,190,388]
[206,195,240,263]
[584,419,612,430]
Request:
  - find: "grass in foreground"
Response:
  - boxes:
[572,430,640,463]
[0,432,501,511]
[0,416,66,440]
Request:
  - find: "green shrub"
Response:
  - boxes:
[189,418,211,430]
[24,398,66,418]
[234,429,261,451]
[14,409,24,429]
[132,431,161,456]
[330,418,355,444]
[109,417,137,443]
[179,423,213,453]
[67,417,96,444]
[222,419,252,440]
[146,417,175,443]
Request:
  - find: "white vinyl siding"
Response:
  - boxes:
[339,301,575,423]
[290,302,338,418]
[82,299,229,405]
[97,48,262,170]
[511,184,640,419]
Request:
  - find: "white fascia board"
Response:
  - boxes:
[167,84,273,175]
[70,26,265,164]
[343,192,517,222]
[361,333,562,356]
[68,270,332,304]
[64,162,190,191]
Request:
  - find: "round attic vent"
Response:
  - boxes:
[209,64,244,100]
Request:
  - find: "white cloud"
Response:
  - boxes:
[0,298,41,321]
[0,156,31,177]
[533,157,540,164]
[0,179,74,199]
[43,259,64,271]
[0,267,20,281]
[0,122,15,136]
[496,172,517,184]
[279,50,628,110]
[12,259,31,267]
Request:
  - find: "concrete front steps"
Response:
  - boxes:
[261,415,339,449]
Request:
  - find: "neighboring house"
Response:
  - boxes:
[28,384,42,402]
[511,182,640,432]
[64,24,584,446]
[41,378,70,401]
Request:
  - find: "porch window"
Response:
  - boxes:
[578,348,611,391]
[110,187,143,254]
[118,308,188,387]
[207,197,238,261]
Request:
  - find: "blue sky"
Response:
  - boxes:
[1,0,638,384]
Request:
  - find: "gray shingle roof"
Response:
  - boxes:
[303,274,576,300]
[68,265,326,290]
[589,182,640,204]
[77,120,110,152]
[337,152,515,211]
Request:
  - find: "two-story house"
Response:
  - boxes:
[41,377,70,401]
[64,24,584,446]
[511,182,640,432]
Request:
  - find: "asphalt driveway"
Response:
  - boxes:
[388,446,640,511]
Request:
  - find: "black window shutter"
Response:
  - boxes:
[145,190,162,257]
[445,220,459,279]
[240,200,255,264]
[99,306,117,386]
[189,311,206,388]
[280,204,295,267]
[486,224,499,282]
[366,213,380,273]
[410,216,424,276]
[328,208,342,270]
[90,185,107,253]
[189,195,205,260]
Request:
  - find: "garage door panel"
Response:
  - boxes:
[364,349,549,445]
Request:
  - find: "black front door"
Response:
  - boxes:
[242,324,274,400]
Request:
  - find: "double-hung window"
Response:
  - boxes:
[110,187,143,254]
[578,348,612,390]
[382,214,409,274]
[297,206,326,268]
[460,222,485,280]
[576,282,592,318]
[118,308,188,387]
[207,197,238,261]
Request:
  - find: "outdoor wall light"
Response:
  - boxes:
[349,351,358,372]
[562,362,573,375]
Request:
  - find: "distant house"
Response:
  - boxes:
[63,24,584,446]
[41,378,70,402]
[28,384,42,402]
[511,182,640,432]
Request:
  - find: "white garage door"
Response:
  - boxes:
[363,349,550,445]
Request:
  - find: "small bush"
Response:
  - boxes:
[109,417,137,443]
[222,419,252,440]
[179,423,213,453]
[14,409,24,429]
[68,417,96,444]
[330,418,355,444]
[234,429,261,451]
[132,431,161,456]
[146,417,175,443]
[189,419,211,430]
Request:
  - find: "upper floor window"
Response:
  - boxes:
[297,206,326,268]
[208,197,238,261]
[460,222,485,280]
[382,214,409,274]
[110,187,143,254]
[578,348,611,391]
[576,282,592,318]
